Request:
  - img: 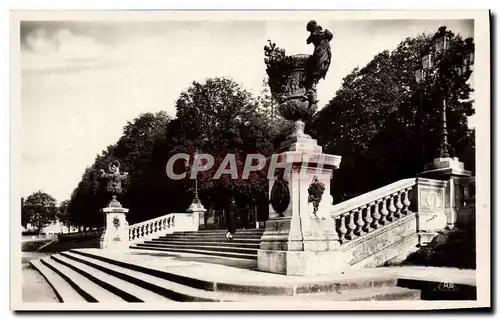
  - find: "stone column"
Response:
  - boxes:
[419,157,472,230]
[100,196,130,252]
[257,136,342,275]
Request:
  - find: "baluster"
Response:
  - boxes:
[337,214,348,243]
[394,191,403,219]
[354,208,363,236]
[347,210,357,240]
[387,195,397,222]
[154,221,158,233]
[371,200,381,229]
[172,216,175,227]
[380,197,389,224]
[363,204,373,232]
[402,188,411,214]
[140,225,145,238]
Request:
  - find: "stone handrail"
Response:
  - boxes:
[128,213,175,244]
[330,178,417,245]
[330,178,417,217]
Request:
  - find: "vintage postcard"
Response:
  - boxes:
[10,10,490,311]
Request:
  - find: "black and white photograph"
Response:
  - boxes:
[10,10,490,310]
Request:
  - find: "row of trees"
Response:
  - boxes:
[59,27,474,228]
[65,78,289,228]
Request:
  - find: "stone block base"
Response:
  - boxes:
[100,206,129,253]
[100,232,129,252]
[257,249,346,276]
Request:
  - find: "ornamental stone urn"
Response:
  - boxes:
[264,20,333,138]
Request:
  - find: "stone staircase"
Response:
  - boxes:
[130,228,263,261]
[30,248,421,302]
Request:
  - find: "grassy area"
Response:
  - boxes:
[38,235,102,253]
[21,239,56,252]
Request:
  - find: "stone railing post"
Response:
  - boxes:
[413,177,448,245]
[419,157,472,230]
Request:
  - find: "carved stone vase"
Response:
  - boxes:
[266,53,318,138]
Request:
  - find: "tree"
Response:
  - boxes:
[57,199,71,229]
[311,27,475,203]
[166,77,287,213]
[22,191,58,233]
[21,197,29,228]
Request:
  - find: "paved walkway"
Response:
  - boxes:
[22,252,60,303]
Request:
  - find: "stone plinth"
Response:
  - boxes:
[100,199,129,252]
[258,137,342,275]
[419,157,472,230]
[182,198,206,232]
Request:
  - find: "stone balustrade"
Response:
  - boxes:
[128,213,175,244]
[331,178,416,245]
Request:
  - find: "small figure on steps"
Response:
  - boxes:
[225,196,238,240]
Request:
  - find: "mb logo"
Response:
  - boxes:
[435,281,458,291]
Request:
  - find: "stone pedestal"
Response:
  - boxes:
[174,198,206,232]
[257,136,342,275]
[419,157,472,230]
[100,196,129,252]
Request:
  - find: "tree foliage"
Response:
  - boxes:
[21,191,58,233]
[310,27,475,202]
[66,78,288,227]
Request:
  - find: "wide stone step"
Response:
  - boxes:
[130,245,258,260]
[147,239,260,248]
[53,253,169,302]
[30,259,86,303]
[176,228,263,234]
[59,251,224,302]
[69,249,406,296]
[138,242,258,254]
[161,234,263,241]
[46,255,125,302]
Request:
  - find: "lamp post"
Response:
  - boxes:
[414,27,474,161]
[415,27,474,231]
[186,149,201,205]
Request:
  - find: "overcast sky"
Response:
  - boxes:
[20,18,474,202]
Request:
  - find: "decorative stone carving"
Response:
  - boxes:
[100,160,128,207]
[113,216,120,229]
[420,188,444,210]
[270,173,290,216]
[308,176,325,218]
[264,20,333,138]
[99,160,129,252]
